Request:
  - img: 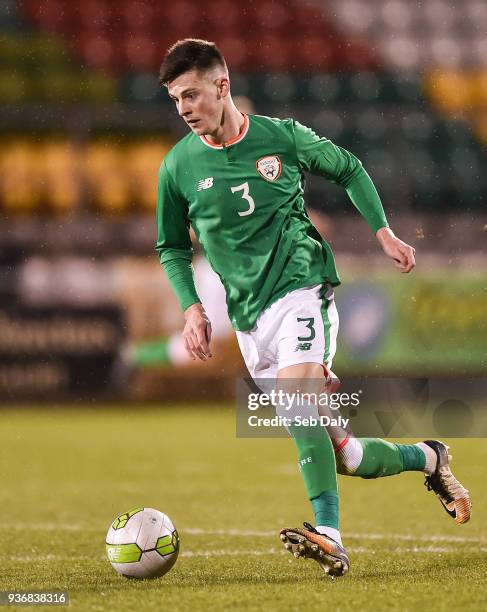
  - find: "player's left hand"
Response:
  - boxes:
[376,227,416,273]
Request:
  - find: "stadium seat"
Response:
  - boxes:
[423,70,473,116]
[261,73,296,102]
[120,0,155,32]
[127,140,172,210]
[311,109,345,142]
[307,74,342,104]
[471,71,487,108]
[0,0,20,29]
[354,108,389,143]
[0,68,29,101]
[163,1,200,31]
[399,111,435,144]
[85,142,131,213]
[466,0,487,26]
[447,146,481,184]
[124,72,161,102]
[218,37,249,72]
[428,36,464,68]
[78,34,119,73]
[42,140,80,213]
[80,73,117,102]
[469,36,487,67]
[473,110,487,145]
[295,36,337,71]
[380,0,414,32]
[247,34,292,72]
[38,71,79,102]
[347,72,383,102]
[379,35,422,71]
[362,148,397,185]
[0,140,42,212]
[204,0,241,30]
[26,0,72,34]
[423,0,460,32]
[291,3,335,35]
[341,38,378,72]
[387,72,423,104]
[250,1,292,33]
[27,35,71,70]
[123,35,158,72]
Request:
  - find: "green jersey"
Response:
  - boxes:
[156,113,387,331]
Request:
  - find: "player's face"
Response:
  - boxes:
[167,69,227,136]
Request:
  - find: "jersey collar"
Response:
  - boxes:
[200,113,249,149]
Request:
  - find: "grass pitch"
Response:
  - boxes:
[0,405,485,611]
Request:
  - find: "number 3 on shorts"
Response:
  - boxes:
[297,317,315,341]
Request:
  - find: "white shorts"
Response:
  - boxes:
[236,284,339,379]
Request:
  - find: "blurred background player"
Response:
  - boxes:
[127,228,231,369]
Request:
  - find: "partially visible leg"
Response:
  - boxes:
[257,285,349,576]
[317,291,432,481]
[335,436,429,478]
[278,362,340,538]
[334,435,471,524]
[277,362,349,577]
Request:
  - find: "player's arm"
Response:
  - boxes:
[292,121,415,273]
[155,161,212,360]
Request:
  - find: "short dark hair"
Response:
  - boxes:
[159,39,226,86]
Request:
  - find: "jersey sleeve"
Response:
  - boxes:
[155,160,201,311]
[292,120,389,233]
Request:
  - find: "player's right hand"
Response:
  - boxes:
[182,303,213,361]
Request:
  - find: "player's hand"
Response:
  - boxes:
[182,303,213,361]
[376,227,416,273]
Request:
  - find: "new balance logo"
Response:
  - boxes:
[197,177,214,191]
[295,342,312,352]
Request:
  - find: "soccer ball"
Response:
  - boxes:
[106,507,180,578]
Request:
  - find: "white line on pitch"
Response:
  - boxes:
[183,528,483,544]
[3,546,487,562]
[0,524,483,545]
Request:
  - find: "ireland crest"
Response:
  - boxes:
[256,155,282,182]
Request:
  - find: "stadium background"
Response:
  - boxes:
[0,0,485,403]
[0,2,486,610]
[1,0,486,404]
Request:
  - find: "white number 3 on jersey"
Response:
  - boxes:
[231,182,255,217]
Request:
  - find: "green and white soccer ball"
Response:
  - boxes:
[106,507,180,578]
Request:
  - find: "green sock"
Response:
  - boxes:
[354,438,426,479]
[311,491,339,529]
[133,339,171,367]
[289,425,339,529]
[397,443,426,471]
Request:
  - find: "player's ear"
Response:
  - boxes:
[217,77,230,99]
